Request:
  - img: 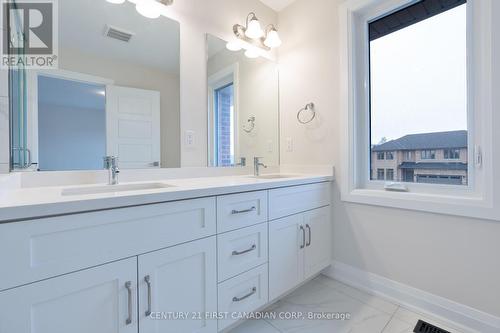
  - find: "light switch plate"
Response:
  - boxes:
[185,130,195,147]
[286,137,293,152]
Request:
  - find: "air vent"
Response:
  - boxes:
[103,25,134,43]
[414,320,451,333]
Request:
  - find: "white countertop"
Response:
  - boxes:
[0,173,333,223]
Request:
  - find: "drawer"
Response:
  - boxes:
[217,223,268,282]
[217,191,268,233]
[0,197,216,291]
[217,264,268,331]
[269,182,331,220]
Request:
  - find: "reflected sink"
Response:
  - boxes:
[250,174,299,180]
[62,183,173,196]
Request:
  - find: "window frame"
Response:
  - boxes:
[444,148,461,160]
[339,0,497,220]
[421,150,436,160]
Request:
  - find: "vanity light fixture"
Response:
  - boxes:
[230,12,282,58]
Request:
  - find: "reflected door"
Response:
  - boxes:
[106,86,161,169]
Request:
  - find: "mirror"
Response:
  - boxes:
[10,0,180,171]
[206,34,279,168]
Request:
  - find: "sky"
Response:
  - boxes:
[370,5,467,145]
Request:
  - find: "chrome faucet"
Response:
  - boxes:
[253,157,268,176]
[103,156,120,185]
[235,157,247,167]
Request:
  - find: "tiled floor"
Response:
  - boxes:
[229,275,467,333]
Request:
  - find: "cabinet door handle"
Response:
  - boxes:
[231,206,256,215]
[300,225,305,249]
[232,244,257,256]
[306,224,311,247]
[145,275,152,317]
[232,287,257,302]
[125,281,133,325]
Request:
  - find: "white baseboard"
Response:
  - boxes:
[323,261,500,333]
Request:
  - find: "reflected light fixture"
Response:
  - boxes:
[244,48,260,59]
[231,12,282,58]
[106,0,174,19]
[226,40,243,52]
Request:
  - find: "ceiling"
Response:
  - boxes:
[259,0,297,12]
[59,0,180,74]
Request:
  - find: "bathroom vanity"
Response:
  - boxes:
[0,174,332,333]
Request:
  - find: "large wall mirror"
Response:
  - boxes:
[10,0,180,171]
[206,34,280,168]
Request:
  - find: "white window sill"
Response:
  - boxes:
[341,188,499,221]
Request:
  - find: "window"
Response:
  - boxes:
[421,150,436,160]
[214,83,235,167]
[340,0,495,219]
[377,152,385,160]
[386,169,394,181]
[377,169,385,180]
[404,151,412,161]
[444,148,460,159]
[369,1,468,185]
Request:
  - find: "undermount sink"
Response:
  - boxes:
[61,183,173,196]
[250,174,299,180]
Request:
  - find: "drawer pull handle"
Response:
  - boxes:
[300,225,306,249]
[306,224,311,247]
[125,281,133,325]
[231,206,257,215]
[145,275,152,317]
[232,287,257,302]
[232,244,257,256]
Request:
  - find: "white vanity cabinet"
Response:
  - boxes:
[0,179,332,333]
[0,257,138,333]
[268,204,331,301]
[138,237,217,333]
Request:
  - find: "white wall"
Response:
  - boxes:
[59,48,180,168]
[278,0,500,319]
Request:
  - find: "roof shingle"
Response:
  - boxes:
[372,130,467,152]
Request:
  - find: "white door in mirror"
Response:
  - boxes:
[106,86,161,169]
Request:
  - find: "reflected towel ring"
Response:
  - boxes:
[297,103,315,124]
[243,116,256,133]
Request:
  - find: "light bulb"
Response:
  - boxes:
[264,29,282,48]
[136,1,161,19]
[244,49,259,59]
[106,0,125,3]
[226,41,242,52]
[245,17,264,39]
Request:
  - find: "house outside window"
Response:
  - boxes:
[421,150,436,160]
[444,148,460,159]
[386,169,394,181]
[377,169,385,180]
[386,152,394,160]
[377,152,385,160]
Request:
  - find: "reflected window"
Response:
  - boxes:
[214,83,235,167]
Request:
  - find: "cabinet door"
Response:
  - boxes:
[0,258,137,333]
[268,214,304,301]
[138,237,217,333]
[304,206,332,279]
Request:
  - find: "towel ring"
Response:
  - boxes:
[297,103,315,124]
